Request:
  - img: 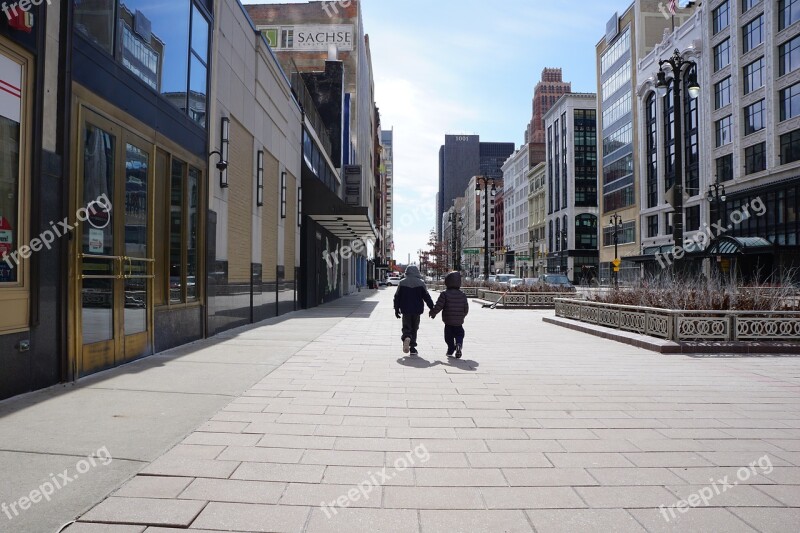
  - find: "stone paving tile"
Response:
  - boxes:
[482,487,586,509]
[179,478,285,504]
[730,508,800,533]
[231,462,326,483]
[414,467,508,486]
[419,510,533,532]
[322,465,415,486]
[623,452,714,468]
[256,434,336,449]
[526,509,646,532]
[301,449,386,467]
[305,508,419,533]
[628,508,757,532]
[217,446,304,463]
[114,476,194,498]
[386,451,469,468]
[65,525,146,533]
[545,452,635,468]
[752,484,800,506]
[587,467,686,486]
[279,483,382,508]
[79,497,206,527]
[383,486,484,509]
[466,452,552,468]
[141,456,240,479]
[334,437,412,451]
[666,484,785,507]
[190,502,310,532]
[574,486,678,508]
[502,468,599,487]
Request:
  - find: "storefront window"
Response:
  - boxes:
[168,159,200,304]
[0,53,22,284]
[73,0,210,127]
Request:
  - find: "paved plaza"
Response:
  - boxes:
[3,289,800,532]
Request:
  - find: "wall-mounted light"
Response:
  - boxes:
[210,117,231,188]
[256,150,264,207]
[297,186,303,227]
[280,171,287,219]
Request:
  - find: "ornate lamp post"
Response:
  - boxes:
[655,48,701,274]
[475,177,498,280]
[707,176,727,224]
[609,213,622,289]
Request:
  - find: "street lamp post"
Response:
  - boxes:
[655,48,701,275]
[609,213,622,289]
[707,176,727,225]
[475,177,498,281]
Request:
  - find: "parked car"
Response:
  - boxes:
[495,274,516,288]
[508,278,525,288]
[523,277,539,286]
[388,276,403,286]
[542,274,575,290]
[487,276,497,284]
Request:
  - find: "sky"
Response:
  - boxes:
[242,0,637,264]
[359,0,634,265]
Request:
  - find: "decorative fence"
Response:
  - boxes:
[479,290,582,308]
[554,298,800,342]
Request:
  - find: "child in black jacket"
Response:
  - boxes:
[430,271,469,358]
[393,266,434,356]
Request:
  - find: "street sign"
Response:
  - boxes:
[612,258,621,267]
[463,248,480,255]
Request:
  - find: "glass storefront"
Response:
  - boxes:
[0,51,22,285]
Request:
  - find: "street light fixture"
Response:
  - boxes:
[655,49,700,275]
[476,176,498,281]
[609,213,622,289]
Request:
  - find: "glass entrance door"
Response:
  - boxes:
[75,110,153,377]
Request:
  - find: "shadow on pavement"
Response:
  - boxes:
[395,356,479,372]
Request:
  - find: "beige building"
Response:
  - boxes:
[527,162,547,277]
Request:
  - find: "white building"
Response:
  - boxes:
[502,146,529,275]
[544,93,600,282]
[462,176,499,279]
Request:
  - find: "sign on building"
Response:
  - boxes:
[344,165,362,207]
[260,25,355,52]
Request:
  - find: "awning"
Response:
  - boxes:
[625,244,679,263]
[302,174,379,242]
[705,236,774,256]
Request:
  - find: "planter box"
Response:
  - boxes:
[481,291,582,308]
[555,298,800,342]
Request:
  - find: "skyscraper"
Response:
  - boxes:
[526,68,572,145]
[437,136,514,239]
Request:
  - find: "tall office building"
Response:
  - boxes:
[437,136,514,239]
[526,68,572,144]
[596,1,695,283]
[380,128,394,265]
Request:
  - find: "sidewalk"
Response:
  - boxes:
[5,288,800,532]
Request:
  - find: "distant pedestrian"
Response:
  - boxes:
[394,265,434,356]
[429,271,469,359]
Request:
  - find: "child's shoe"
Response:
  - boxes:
[455,344,462,359]
[403,338,411,354]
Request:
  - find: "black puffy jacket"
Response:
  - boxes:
[394,266,434,315]
[431,272,469,326]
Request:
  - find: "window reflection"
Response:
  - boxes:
[0,53,21,284]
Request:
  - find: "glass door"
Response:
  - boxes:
[74,109,153,377]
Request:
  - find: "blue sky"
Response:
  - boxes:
[360,0,634,264]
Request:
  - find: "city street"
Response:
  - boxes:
[3,288,797,532]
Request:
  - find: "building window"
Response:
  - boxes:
[779,36,800,76]
[716,115,733,147]
[0,51,23,286]
[716,153,734,182]
[647,215,659,238]
[686,205,701,232]
[663,85,676,189]
[779,0,800,30]
[74,0,211,128]
[780,129,800,164]
[744,142,767,174]
[744,100,765,135]
[781,83,800,121]
[604,185,635,212]
[575,214,597,250]
[742,0,761,12]
[645,93,658,209]
[742,15,764,54]
[602,221,635,246]
[714,39,731,71]
[713,1,730,34]
[714,77,732,109]
[743,57,765,94]
[168,159,201,304]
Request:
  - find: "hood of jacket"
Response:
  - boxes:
[445,271,462,289]
[399,266,426,289]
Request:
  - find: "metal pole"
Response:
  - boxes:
[672,62,685,275]
[613,225,619,289]
[484,183,490,280]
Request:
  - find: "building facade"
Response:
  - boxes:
[544,94,600,282]
[596,1,694,284]
[526,68,573,145]
[246,0,379,298]
[528,162,547,277]
[460,176,501,279]
[380,127,394,271]
[501,146,531,277]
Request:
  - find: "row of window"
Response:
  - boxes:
[715,126,800,180]
[601,60,631,102]
[713,0,798,37]
[601,221,636,246]
[601,28,631,75]
[602,92,631,130]
[547,215,599,252]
